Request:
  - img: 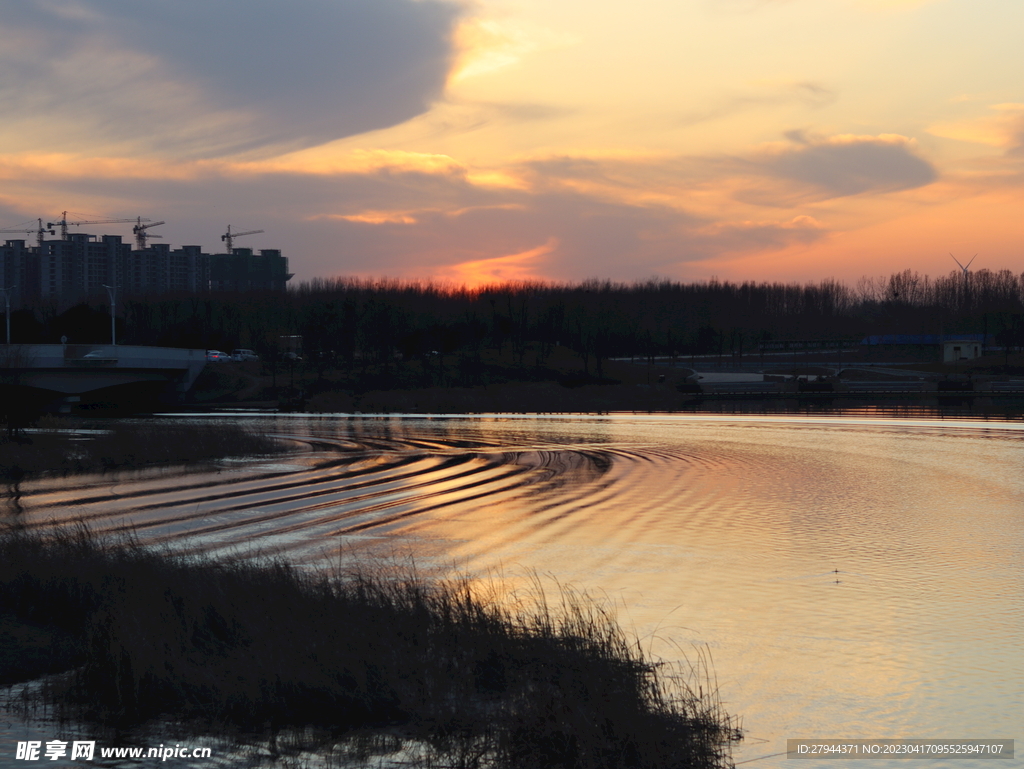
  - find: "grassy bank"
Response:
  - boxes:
[0,418,284,481]
[0,529,739,768]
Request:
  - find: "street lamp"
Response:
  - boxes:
[0,285,16,345]
[101,284,117,345]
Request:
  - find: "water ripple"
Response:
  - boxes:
[3,414,1022,769]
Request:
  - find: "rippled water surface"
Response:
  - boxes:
[8,414,1024,768]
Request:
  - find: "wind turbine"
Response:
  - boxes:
[950,253,977,279]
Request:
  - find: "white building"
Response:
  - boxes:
[943,339,982,362]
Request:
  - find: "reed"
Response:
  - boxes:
[0,528,739,768]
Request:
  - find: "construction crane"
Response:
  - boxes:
[47,211,148,240]
[0,219,55,249]
[221,225,264,254]
[133,217,165,250]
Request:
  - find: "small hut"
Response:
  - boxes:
[943,339,982,362]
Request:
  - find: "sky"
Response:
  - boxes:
[1,0,1022,287]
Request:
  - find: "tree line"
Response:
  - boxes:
[6,269,1024,378]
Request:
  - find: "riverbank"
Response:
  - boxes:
[187,348,1024,415]
[0,417,285,481]
[0,529,739,769]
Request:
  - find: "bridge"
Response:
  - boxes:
[0,344,207,412]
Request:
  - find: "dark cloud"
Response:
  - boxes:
[523,134,935,208]
[0,0,461,157]
[760,135,937,196]
[315,190,827,281]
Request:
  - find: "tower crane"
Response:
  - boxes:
[133,217,166,250]
[221,225,264,254]
[47,211,148,240]
[0,219,55,249]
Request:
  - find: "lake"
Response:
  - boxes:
[6,412,1023,768]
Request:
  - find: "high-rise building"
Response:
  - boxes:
[123,244,210,295]
[0,231,290,307]
[38,233,131,303]
[0,239,38,308]
[209,248,292,292]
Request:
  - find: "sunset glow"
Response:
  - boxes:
[1,0,1021,285]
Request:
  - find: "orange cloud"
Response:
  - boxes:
[0,148,529,201]
[247,149,466,177]
[312,203,528,227]
[705,215,824,234]
[929,104,1024,150]
[0,153,210,181]
[328,211,420,225]
[436,238,557,288]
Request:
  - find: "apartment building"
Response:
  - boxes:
[0,233,289,308]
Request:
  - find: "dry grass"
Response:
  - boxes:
[0,528,739,768]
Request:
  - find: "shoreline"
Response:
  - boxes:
[181,350,1024,416]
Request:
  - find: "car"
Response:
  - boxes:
[231,349,259,362]
[206,350,230,362]
[82,350,111,359]
[283,351,302,362]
